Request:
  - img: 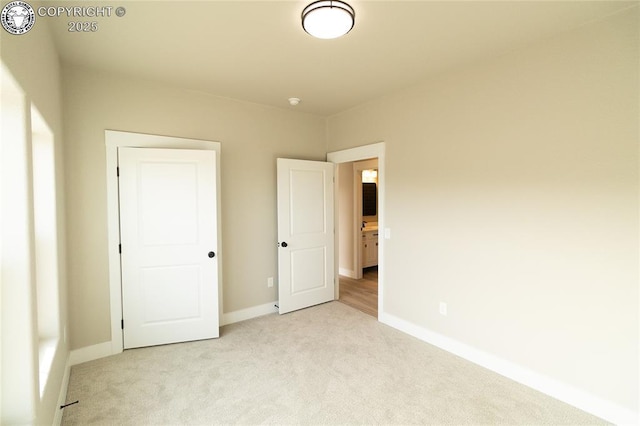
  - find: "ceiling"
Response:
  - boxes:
[48,1,636,116]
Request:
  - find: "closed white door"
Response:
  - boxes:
[277,158,335,314]
[119,147,219,349]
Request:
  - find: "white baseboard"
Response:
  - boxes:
[53,355,71,426]
[339,267,357,279]
[379,312,638,426]
[69,341,113,366]
[221,302,278,326]
[64,306,637,424]
[66,303,278,369]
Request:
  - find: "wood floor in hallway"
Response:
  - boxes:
[338,266,378,317]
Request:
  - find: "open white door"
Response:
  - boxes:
[119,147,219,349]
[277,158,335,314]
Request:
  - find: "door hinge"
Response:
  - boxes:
[118,244,122,254]
[117,166,120,177]
[121,319,124,329]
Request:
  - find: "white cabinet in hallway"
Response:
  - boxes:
[362,230,378,268]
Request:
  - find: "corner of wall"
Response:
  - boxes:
[379,311,639,425]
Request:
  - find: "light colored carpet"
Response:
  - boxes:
[61,302,605,425]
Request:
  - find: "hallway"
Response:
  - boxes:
[338,267,378,317]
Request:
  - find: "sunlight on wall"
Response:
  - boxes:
[31,105,60,398]
[1,62,63,422]
[1,61,37,424]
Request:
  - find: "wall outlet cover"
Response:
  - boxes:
[439,302,447,316]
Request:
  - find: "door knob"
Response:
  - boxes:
[208,251,216,258]
[280,242,288,248]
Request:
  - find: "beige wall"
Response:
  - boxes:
[1,16,68,425]
[328,8,638,414]
[63,65,327,349]
[4,2,636,421]
[338,162,355,275]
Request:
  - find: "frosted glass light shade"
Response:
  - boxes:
[302,1,355,39]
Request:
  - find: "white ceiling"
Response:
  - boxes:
[48,1,636,116]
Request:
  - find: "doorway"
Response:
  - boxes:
[327,143,385,319]
[337,160,379,316]
[105,131,222,355]
[338,266,378,317]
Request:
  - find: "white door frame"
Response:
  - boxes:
[105,130,222,355]
[327,142,385,319]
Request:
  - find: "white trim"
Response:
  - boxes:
[379,312,638,426]
[53,355,71,426]
[327,142,385,319]
[328,143,385,163]
[105,130,222,355]
[69,341,113,366]
[221,302,278,326]
[67,303,278,368]
[338,267,357,279]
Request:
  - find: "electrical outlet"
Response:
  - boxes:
[439,302,447,316]
[267,277,274,288]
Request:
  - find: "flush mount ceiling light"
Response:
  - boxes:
[302,0,355,39]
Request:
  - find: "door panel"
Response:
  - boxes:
[277,158,334,314]
[138,161,199,245]
[290,169,327,234]
[140,265,201,323]
[119,147,218,348]
[291,247,327,294]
